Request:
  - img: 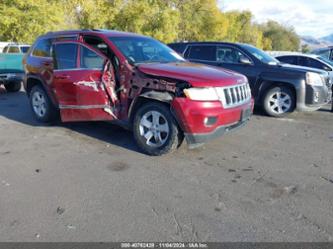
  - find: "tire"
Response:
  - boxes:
[29,85,58,123]
[4,80,21,92]
[133,102,183,156]
[262,86,295,117]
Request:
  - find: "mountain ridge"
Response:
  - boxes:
[301,34,333,49]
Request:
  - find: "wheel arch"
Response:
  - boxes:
[25,75,58,107]
[257,80,297,104]
[128,90,174,122]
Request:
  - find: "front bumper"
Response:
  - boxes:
[184,118,249,145]
[0,73,24,85]
[171,98,253,145]
[297,83,332,112]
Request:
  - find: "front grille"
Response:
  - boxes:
[216,83,251,108]
[326,77,332,88]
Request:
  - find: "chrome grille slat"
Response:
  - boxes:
[217,83,251,109]
[240,86,244,100]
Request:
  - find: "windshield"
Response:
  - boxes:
[318,56,333,67]
[242,44,280,65]
[109,36,185,64]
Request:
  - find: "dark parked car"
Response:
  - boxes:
[276,54,333,111]
[169,42,332,117]
[312,46,333,61]
[23,30,253,155]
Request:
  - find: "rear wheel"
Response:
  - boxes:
[4,80,21,92]
[29,85,58,123]
[263,86,295,117]
[133,102,183,156]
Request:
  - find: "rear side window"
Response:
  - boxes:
[299,57,326,70]
[188,45,216,61]
[53,43,78,70]
[277,56,297,64]
[32,39,51,57]
[8,46,20,53]
[80,46,104,69]
[21,46,30,53]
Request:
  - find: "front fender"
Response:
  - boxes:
[255,74,303,104]
[127,90,174,120]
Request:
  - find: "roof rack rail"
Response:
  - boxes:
[45,29,93,35]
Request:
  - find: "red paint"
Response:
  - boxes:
[172,98,254,134]
[23,30,252,144]
[138,62,246,87]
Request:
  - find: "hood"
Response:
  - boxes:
[137,62,246,87]
[272,63,328,75]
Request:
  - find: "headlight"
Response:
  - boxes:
[306,72,324,86]
[183,87,219,101]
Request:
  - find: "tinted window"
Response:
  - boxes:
[80,46,104,69]
[54,43,78,70]
[55,36,78,42]
[217,46,250,64]
[83,36,109,56]
[33,39,51,57]
[21,46,30,53]
[277,56,297,65]
[188,45,216,61]
[3,46,8,53]
[8,46,20,53]
[299,57,326,70]
[168,43,187,54]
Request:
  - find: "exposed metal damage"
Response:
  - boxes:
[73,80,99,92]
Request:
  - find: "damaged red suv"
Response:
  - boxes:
[23,30,253,155]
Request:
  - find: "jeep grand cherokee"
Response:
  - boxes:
[23,30,253,155]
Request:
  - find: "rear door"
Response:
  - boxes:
[52,41,118,122]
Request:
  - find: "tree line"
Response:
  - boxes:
[0,0,300,51]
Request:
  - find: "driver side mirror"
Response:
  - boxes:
[240,56,252,65]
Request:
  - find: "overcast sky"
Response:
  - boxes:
[220,0,333,38]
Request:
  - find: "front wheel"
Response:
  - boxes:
[29,85,58,123]
[4,80,21,92]
[262,86,295,117]
[133,102,183,156]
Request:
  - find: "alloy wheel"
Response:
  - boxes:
[139,111,170,148]
[268,91,292,114]
[32,91,47,118]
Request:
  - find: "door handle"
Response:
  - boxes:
[55,74,70,80]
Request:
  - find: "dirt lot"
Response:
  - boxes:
[0,88,332,242]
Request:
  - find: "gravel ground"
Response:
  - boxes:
[0,88,332,242]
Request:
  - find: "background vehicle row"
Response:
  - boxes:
[169,42,332,117]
